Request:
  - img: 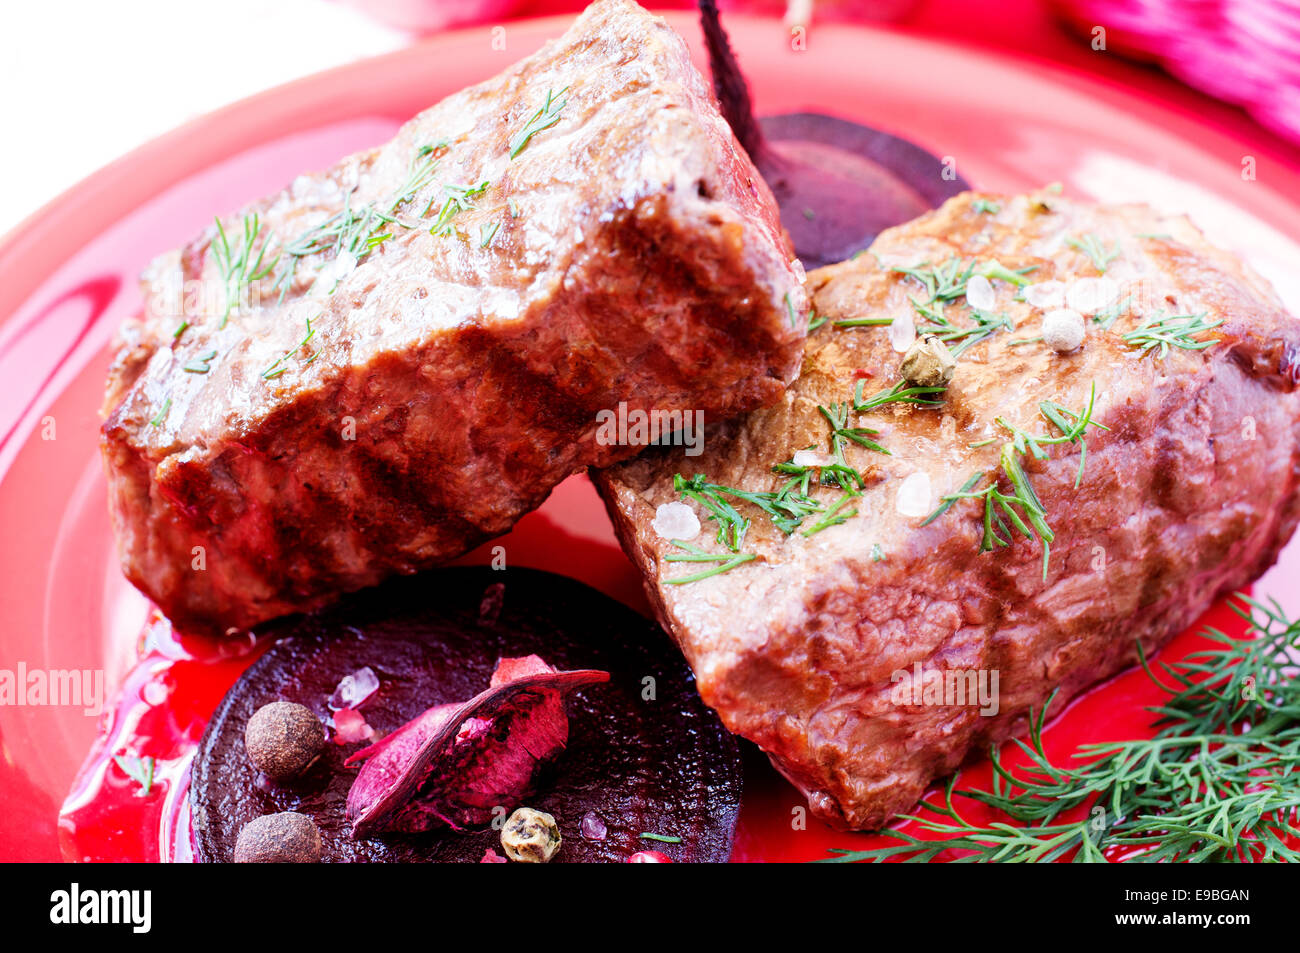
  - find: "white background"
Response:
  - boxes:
[0,0,410,237]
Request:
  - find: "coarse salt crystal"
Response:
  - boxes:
[889,308,916,353]
[653,502,701,541]
[1065,277,1119,315]
[1024,281,1066,310]
[329,666,380,711]
[896,471,932,518]
[965,274,996,311]
[792,449,834,468]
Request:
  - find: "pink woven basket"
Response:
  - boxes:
[1050,0,1300,143]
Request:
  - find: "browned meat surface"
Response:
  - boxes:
[101,0,807,636]
[594,189,1300,830]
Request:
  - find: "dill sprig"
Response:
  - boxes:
[1121,311,1224,358]
[509,87,569,159]
[210,213,279,328]
[429,180,491,237]
[924,383,1108,578]
[148,398,171,429]
[915,304,1015,357]
[1091,293,1132,331]
[182,349,218,374]
[261,316,319,381]
[114,754,156,797]
[821,593,1300,863]
[888,258,1034,356]
[1065,232,1121,273]
[662,540,756,584]
[801,492,858,537]
[853,379,946,412]
[270,143,442,299]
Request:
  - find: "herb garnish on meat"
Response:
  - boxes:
[211,213,279,329]
[1065,232,1121,273]
[269,142,443,299]
[1121,311,1224,358]
[509,86,570,159]
[821,594,1300,863]
[924,383,1108,578]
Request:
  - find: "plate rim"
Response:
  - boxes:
[5,10,1300,328]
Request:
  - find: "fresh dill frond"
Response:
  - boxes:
[429,180,491,238]
[1121,311,1224,358]
[148,399,171,429]
[182,349,218,374]
[852,379,946,412]
[269,142,442,299]
[1065,232,1121,273]
[509,86,569,159]
[821,593,1300,863]
[662,540,756,584]
[210,213,279,328]
[261,316,319,381]
[114,754,156,796]
[924,383,1108,578]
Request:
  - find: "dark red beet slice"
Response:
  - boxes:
[190,568,742,863]
[346,659,609,835]
[699,0,969,268]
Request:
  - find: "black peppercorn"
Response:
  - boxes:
[244,701,323,780]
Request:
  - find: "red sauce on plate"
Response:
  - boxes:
[57,613,267,863]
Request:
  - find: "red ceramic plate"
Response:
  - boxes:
[3,12,1299,864]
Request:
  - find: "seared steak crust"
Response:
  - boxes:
[595,190,1300,829]
[101,0,806,636]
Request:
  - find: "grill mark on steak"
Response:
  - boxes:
[101,0,808,636]
[595,188,1300,830]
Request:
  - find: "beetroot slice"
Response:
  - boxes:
[698,0,969,267]
[346,661,610,835]
[190,568,743,863]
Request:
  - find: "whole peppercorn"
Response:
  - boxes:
[900,334,956,388]
[234,812,321,863]
[1042,308,1086,353]
[500,807,562,863]
[244,701,323,780]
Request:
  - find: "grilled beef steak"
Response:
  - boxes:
[595,190,1300,830]
[101,0,806,636]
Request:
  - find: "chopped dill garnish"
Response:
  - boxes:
[1121,311,1223,358]
[210,213,279,328]
[662,540,756,584]
[833,315,893,328]
[270,142,442,299]
[182,349,218,374]
[509,87,569,159]
[801,492,858,537]
[114,754,156,796]
[971,198,1001,214]
[639,832,683,844]
[478,221,501,248]
[1091,294,1132,331]
[870,543,885,562]
[807,308,829,332]
[148,399,171,429]
[429,180,491,237]
[852,379,946,412]
[1065,232,1121,273]
[915,305,1015,357]
[262,316,319,381]
[923,383,1108,578]
[820,593,1300,863]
